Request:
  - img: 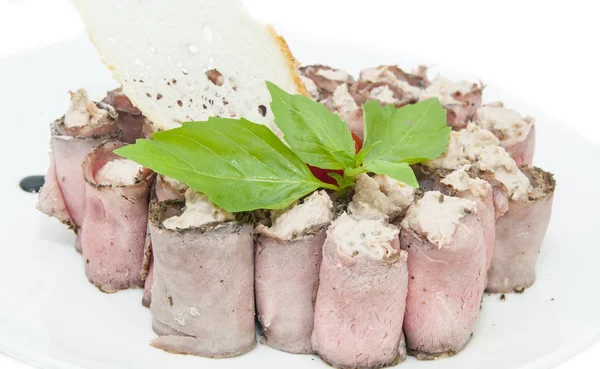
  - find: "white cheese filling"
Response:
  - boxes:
[427,123,532,201]
[161,175,189,193]
[441,165,491,198]
[359,66,422,99]
[349,174,415,220]
[369,85,397,104]
[402,191,477,248]
[476,103,534,147]
[315,68,351,82]
[262,191,333,240]
[64,89,111,128]
[331,84,358,114]
[419,76,475,106]
[96,158,144,186]
[163,188,234,230]
[333,213,399,260]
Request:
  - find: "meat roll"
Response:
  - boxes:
[312,213,408,368]
[255,191,333,354]
[149,189,256,358]
[37,89,119,237]
[486,166,555,293]
[358,65,428,102]
[141,175,188,307]
[419,76,483,130]
[298,65,354,101]
[400,191,486,359]
[475,102,536,166]
[417,166,496,273]
[80,140,154,292]
[102,87,153,143]
[348,173,416,222]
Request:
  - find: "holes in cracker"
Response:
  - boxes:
[206,69,224,87]
[202,24,213,42]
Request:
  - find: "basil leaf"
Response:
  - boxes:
[115,118,335,212]
[364,160,418,188]
[267,81,356,170]
[362,98,451,166]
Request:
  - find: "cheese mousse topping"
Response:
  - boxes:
[96,158,144,186]
[261,190,333,240]
[331,84,359,114]
[163,188,234,230]
[64,89,113,128]
[359,66,422,99]
[419,76,475,106]
[369,85,397,104]
[333,213,399,260]
[476,103,534,147]
[349,174,415,220]
[315,68,352,82]
[402,191,477,248]
[161,175,189,192]
[428,123,532,201]
[441,165,491,198]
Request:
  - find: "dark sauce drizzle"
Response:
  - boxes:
[20,175,45,193]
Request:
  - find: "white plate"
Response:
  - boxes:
[0,33,599,369]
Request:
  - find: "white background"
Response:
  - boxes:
[0,0,598,368]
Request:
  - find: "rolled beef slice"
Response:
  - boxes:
[81,140,154,292]
[419,76,483,130]
[149,190,256,358]
[37,89,119,236]
[348,173,416,223]
[298,65,354,101]
[255,191,333,354]
[416,165,495,273]
[312,213,408,369]
[486,166,555,293]
[102,87,153,143]
[426,123,533,220]
[439,167,496,272]
[475,102,536,166]
[357,65,429,106]
[400,191,486,359]
[141,175,188,307]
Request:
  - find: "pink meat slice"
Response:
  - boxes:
[141,175,188,308]
[80,140,155,292]
[37,153,72,227]
[416,167,496,272]
[312,226,408,368]
[37,103,119,234]
[255,229,326,354]
[53,135,114,229]
[505,125,536,166]
[102,88,152,143]
[298,65,354,101]
[343,108,364,141]
[141,238,154,307]
[445,86,483,130]
[400,212,486,359]
[455,189,495,272]
[487,166,555,293]
[149,202,256,358]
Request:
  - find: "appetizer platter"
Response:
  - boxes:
[1,1,600,369]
